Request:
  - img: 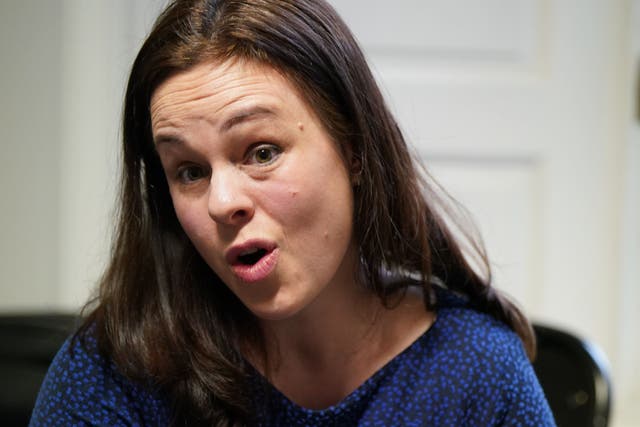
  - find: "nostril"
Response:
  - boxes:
[233,209,248,218]
[228,207,253,224]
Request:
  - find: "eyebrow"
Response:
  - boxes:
[219,105,276,133]
[154,134,185,147]
[154,105,277,146]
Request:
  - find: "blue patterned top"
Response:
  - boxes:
[30,292,555,426]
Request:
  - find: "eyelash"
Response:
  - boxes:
[176,164,208,184]
[172,143,282,184]
[245,143,282,166]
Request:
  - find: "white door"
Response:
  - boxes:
[330,0,634,425]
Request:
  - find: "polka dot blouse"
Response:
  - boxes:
[30,290,555,426]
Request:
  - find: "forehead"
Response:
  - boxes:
[150,59,309,129]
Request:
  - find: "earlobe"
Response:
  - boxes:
[351,166,362,187]
[349,155,362,187]
[340,141,362,186]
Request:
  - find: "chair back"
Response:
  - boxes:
[0,314,78,427]
[532,324,612,427]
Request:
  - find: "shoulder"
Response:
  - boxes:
[433,305,524,360]
[424,287,531,370]
[417,305,530,393]
[406,304,555,425]
[30,327,169,426]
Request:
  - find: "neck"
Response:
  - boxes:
[262,273,382,372]
[251,279,434,410]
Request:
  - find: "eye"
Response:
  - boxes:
[176,164,208,184]
[247,144,282,166]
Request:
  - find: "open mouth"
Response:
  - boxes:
[226,241,279,283]
[237,248,268,266]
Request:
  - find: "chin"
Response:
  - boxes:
[245,296,308,322]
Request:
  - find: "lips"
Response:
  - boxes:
[225,240,279,283]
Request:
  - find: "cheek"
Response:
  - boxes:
[172,196,212,247]
[260,181,304,219]
[176,209,199,237]
[172,198,230,276]
[261,168,354,242]
[255,160,309,221]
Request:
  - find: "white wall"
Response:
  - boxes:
[57,0,152,310]
[0,0,165,312]
[0,1,62,310]
[615,0,640,423]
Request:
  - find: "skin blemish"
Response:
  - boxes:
[297,122,304,131]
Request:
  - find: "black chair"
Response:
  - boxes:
[0,313,78,427]
[532,324,612,427]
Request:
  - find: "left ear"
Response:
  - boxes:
[344,145,362,186]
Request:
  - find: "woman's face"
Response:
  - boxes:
[150,59,358,321]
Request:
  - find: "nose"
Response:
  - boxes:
[207,168,254,226]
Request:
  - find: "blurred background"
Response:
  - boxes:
[0,0,638,425]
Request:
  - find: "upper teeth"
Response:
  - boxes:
[240,248,260,256]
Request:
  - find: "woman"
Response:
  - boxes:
[31,0,555,426]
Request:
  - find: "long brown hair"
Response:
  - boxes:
[80,0,535,425]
